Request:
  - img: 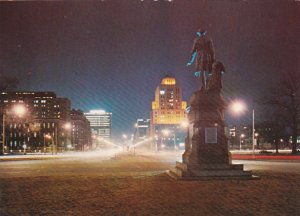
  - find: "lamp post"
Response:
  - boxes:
[240,134,245,151]
[43,134,51,154]
[23,144,27,155]
[1,104,27,155]
[230,101,256,155]
[162,129,177,150]
[63,122,72,151]
[55,125,58,154]
[1,112,5,155]
[252,109,255,155]
[122,134,128,151]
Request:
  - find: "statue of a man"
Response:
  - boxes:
[187,29,215,90]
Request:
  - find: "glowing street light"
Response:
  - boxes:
[162,129,178,150]
[43,134,52,154]
[1,104,27,155]
[229,100,246,116]
[22,144,27,155]
[240,134,245,151]
[162,129,170,136]
[181,120,189,129]
[64,122,72,130]
[13,104,27,117]
[230,100,256,155]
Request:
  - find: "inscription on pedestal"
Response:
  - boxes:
[205,127,217,144]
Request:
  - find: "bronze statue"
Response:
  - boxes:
[187,29,215,90]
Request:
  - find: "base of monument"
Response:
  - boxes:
[167,161,259,180]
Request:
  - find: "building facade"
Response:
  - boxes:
[70,109,91,151]
[0,91,71,153]
[134,118,150,140]
[84,110,112,149]
[150,76,187,150]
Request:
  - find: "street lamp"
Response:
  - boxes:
[154,135,158,152]
[240,134,245,151]
[181,121,189,129]
[43,134,51,154]
[1,104,27,155]
[13,105,27,117]
[229,100,246,116]
[230,100,256,154]
[22,144,27,155]
[63,122,72,151]
[122,134,128,151]
[162,129,177,150]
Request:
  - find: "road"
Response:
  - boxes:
[1,150,300,178]
[0,149,122,178]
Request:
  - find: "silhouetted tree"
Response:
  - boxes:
[0,74,19,92]
[264,72,300,154]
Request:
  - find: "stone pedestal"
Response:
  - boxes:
[168,90,256,180]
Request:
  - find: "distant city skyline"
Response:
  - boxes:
[1,1,299,136]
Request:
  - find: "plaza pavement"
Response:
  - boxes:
[0,151,300,216]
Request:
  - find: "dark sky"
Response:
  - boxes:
[0,0,299,137]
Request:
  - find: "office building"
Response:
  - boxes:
[0,91,71,153]
[84,110,112,148]
[150,76,187,150]
[70,109,91,151]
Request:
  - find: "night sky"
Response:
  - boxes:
[0,0,299,137]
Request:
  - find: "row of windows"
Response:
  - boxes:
[9,122,56,129]
[2,100,24,103]
[154,111,183,115]
[9,133,29,137]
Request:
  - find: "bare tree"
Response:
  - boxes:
[265,71,300,154]
[0,74,19,92]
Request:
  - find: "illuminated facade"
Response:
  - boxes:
[84,110,112,148]
[150,76,187,150]
[0,92,71,152]
[133,118,150,141]
[151,76,187,126]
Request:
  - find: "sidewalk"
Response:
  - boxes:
[232,154,300,160]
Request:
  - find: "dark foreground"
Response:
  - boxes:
[0,152,300,216]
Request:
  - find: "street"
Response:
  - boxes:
[2,150,300,178]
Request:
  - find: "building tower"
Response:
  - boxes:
[84,110,112,149]
[150,76,187,150]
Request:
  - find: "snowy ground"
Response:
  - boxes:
[0,150,300,215]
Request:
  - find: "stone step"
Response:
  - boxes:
[176,161,244,171]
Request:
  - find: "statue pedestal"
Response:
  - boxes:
[168,90,257,180]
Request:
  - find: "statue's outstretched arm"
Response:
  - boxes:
[187,38,198,66]
[187,51,197,66]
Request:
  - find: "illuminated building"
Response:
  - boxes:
[133,118,150,142]
[84,110,112,148]
[70,109,91,151]
[0,91,71,152]
[151,76,187,125]
[150,76,187,150]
